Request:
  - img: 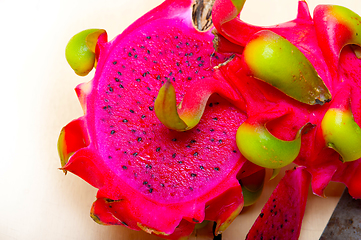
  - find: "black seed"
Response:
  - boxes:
[178,161,183,164]
[147,49,151,54]
[186,145,191,148]
[141,115,146,119]
[213,117,218,121]
[110,130,116,135]
[160,183,165,187]
[200,166,204,170]
[211,138,215,142]
[143,181,148,185]
[187,77,192,81]
[146,164,152,169]
[147,87,151,91]
[280,224,283,229]
[109,87,113,92]
[174,36,178,39]
[128,52,132,57]
[219,140,223,143]
[115,78,120,82]
[193,152,199,157]
[134,54,138,59]
[146,36,151,39]
[122,165,127,170]
[131,129,136,133]
[137,137,142,142]
[130,110,134,113]
[210,129,214,132]
[172,138,177,141]
[108,156,112,159]
[136,78,141,82]
[260,213,264,218]
[119,84,124,88]
[214,167,220,171]
[233,150,237,153]
[190,140,196,143]
[117,71,122,76]
[153,60,158,64]
[198,63,203,67]
[123,119,128,123]
[176,62,180,66]
[142,72,147,77]
[132,152,138,157]
[149,188,153,193]
[270,209,273,213]
[209,103,213,107]
[215,102,219,105]
[148,106,154,111]
[156,147,161,152]
[189,187,193,191]
[113,61,117,65]
[192,218,199,223]
[140,45,145,49]
[156,75,161,80]
[144,57,148,61]
[172,153,176,158]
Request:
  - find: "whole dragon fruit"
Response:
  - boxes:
[59,0,361,239]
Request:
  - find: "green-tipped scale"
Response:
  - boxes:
[65,29,106,76]
[322,108,361,162]
[242,30,332,105]
[236,121,313,169]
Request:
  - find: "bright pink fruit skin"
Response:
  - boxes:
[211,0,361,198]
[60,0,253,238]
[246,167,311,240]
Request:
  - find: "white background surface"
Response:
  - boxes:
[0,0,360,239]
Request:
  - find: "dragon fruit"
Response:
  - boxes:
[58,0,254,239]
[59,0,361,239]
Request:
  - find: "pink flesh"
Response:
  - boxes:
[246,167,311,240]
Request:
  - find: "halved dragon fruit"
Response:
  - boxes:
[59,0,253,239]
[59,0,361,239]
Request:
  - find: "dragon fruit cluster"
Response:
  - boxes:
[58,0,361,239]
